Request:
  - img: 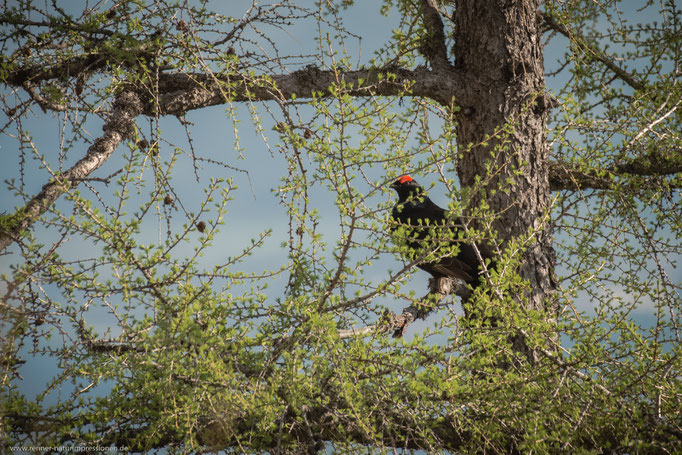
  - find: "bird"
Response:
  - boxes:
[389,174,494,291]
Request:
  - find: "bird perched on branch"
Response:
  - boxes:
[389,175,494,291]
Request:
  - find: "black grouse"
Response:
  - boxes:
[389,175,493,290]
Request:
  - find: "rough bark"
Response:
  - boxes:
[453,0,557,313]
[150,66,463,116]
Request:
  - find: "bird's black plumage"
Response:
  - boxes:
[389,175,493,289]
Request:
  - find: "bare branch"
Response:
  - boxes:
[337,325,377,339]
[0,91,143,253]
[151,65,463,115]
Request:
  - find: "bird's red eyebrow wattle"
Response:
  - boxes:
[398,175,413,184]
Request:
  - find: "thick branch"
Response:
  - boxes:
[151,65,462,115]
[418,0,451,71]
[549,150,682,191]
[5,53,106,87]
[0,91,142,253]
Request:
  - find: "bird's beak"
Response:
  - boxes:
[389,181,398,190]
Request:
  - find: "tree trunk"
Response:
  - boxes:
[453,0,556,313]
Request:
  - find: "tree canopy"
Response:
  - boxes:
[1,0,680,453]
